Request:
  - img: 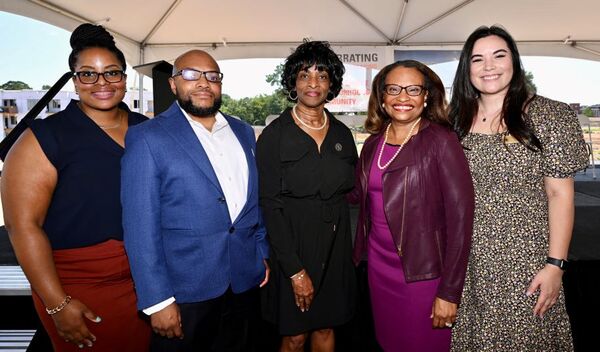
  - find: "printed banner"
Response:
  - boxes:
[327,46,386,112]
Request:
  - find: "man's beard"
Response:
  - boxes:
[178,95,222,118]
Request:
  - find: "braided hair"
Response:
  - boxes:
[68,23,126,72]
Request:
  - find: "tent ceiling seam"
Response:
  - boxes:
[141,0,182,46]
[396,0,475,44]
[337,0,392,44]
[145,41,390,48]
[141,39,600,49]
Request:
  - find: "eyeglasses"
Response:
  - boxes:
[384,84,425,96]
[74,70,125,84]
[172,69,224,83]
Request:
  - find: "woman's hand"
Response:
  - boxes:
[526,264,564,318]
[290,269,314,312]
[431,297,457,328]
[51,298,101,348]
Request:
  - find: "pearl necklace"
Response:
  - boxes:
[292,105,328,131]
[377,117,421,170]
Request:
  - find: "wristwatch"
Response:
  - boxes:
[546,257,568,271]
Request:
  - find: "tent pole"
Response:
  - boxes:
[139,46,144,114]
[392,0,409,43]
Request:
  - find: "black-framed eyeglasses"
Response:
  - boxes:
[172,69,224,83]
[384,84,425,96]
[74,70,125,84]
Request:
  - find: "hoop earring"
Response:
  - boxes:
[288,90,298,101]
[326,91,335,103]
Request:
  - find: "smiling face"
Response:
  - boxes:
[169,50,222,118]
[295,65,331,109]
[73,47,126,112]
[469,35,514,98]
[382,66,428,125]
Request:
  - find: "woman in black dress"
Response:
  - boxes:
[257,41,357,352]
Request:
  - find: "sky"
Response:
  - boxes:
[2,11,600,105]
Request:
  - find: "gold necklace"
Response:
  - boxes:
[377,117,421,170]
[480,107,501,122]
[292,105,327,131]
[99,110,124,130]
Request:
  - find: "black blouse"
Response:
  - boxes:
[256,107,357,275]
[29,100,147,249]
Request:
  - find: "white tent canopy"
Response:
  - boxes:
[3,0,600,68]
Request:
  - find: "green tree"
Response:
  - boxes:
[221,93,291,125]
[583,106,594,117]
[265,63,285,91]
[525,71,537,94]
[220,64,293,125]
[1,80,32,90]
[42,84,52,90]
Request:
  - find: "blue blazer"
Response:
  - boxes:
[121,103,269,310]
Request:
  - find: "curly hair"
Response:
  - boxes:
[449,25,541,151]
[281,40,345,101]
[68,23,127,72]
[365,60,449,134]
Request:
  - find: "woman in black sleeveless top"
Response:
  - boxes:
[1,24,151,351]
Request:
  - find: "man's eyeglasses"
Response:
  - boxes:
[384,84,425,96]
[74,70,125,84]
[173,69,224,83]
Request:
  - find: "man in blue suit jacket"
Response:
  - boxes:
[122,50,269,351]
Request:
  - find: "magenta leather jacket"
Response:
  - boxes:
[350,120,474,304]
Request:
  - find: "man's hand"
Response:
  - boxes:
[260,259,270,288]
[150,303,183,339]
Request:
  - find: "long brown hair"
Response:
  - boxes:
[365,60,449,134]
[449,25,541,151]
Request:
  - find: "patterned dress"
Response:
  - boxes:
[451,96,588,351]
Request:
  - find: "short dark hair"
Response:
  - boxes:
[281,40,345,101]
[68,23,127,72]
[365,60,449,134]
[449,25,541,150]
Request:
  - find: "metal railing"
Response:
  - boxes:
[0,267,30,296]
[0,330,34,351]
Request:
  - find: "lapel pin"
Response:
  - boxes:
[334,143,343,152]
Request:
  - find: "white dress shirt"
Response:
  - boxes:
[143,105,249,315]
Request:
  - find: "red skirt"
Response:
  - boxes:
[32,239,151,352]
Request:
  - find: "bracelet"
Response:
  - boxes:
[46,295,72,315]
[290,271,305,280]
